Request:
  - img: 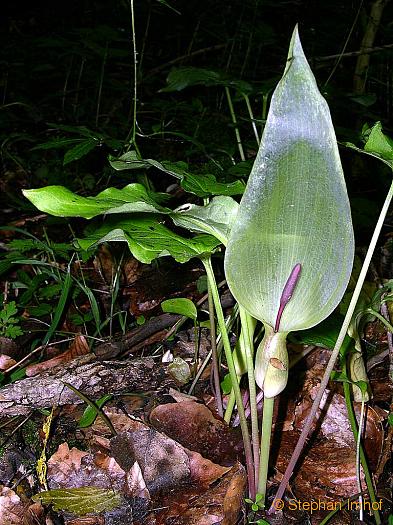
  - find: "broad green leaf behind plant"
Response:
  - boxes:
[171,196,239,245]
[77,216,221,264]
[23,183,170,219]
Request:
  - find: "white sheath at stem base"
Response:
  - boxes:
[255,325,288,398]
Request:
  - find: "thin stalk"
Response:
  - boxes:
[240,306,260,485]
[242,94,260,145]
[95,42,108,127]
[138,0,151,75]
[356,398,365,521]
[188,301,238,396]
[343,364,381,524]
[258,396,274,504]
[207,277,223,417]
[225,389,236,421]
[202,256,255,498]
[261,93,269,134]
[225,86,245,161]
[270,178,393,514]
[128,0,138,149]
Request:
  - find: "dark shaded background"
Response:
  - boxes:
[1,0,393,233]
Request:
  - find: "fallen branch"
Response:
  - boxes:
[0,355,176,417]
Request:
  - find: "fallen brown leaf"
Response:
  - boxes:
[26,335,90,376]
[47,443,127,493]
[186,449,230,486]
[0,485,26,525]
[156,462,246,525]
[110,428,190,495]
[150,401,243,465]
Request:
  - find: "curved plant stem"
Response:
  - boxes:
[270,178,393,514]
[225,388,236,422]
[366,308,393,333]
[258,395,274,504]
[342,364,381,524]
[240,306,260,485]
[202,256,255,498]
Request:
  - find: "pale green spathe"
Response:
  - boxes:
[224,26,354,332]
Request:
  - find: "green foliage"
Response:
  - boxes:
[161,298,197,321]
[77,216,221,264]
[0,301,23,339]
[345,121,393,169]
[78,394,113,428]
[172,196,239,246]
[23,183,170,219]
[160,66,253,95]
[109,152,245,198]
[245,492,264,512]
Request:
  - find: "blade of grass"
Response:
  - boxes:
[42,264,73,345]
[62,382,116,437]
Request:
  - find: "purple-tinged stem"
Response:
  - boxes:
[274,263,302,332]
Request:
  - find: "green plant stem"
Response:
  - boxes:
[240,306,260,485]
[202,256,255,498]
[261,93,269,133]
[128,0,138,149]
[342,365,381,525]
[270,178,393,514]
[356,398,365,521]
[225,388,236,420]
[242,94,260,145]
[258,395,274,505]
[224,86,245,161]
[95,41,108,127]
[207,277,223,418]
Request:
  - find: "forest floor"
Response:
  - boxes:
[0,213,392,525]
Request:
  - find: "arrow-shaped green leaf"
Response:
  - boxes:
[77,216,221,264]
[224,26,354,333]
[108,153,245,197]
[23,183,169,219]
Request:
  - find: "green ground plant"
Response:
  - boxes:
[20,24,392,524]
[0,301,23,339]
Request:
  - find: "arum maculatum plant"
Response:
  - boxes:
[224,25,354,503]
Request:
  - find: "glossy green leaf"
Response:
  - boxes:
[63,138,98,165]
[171,196,239,245]
[159,66,253,95]
[78,394,113,428]
[32,487,121,515]
[344,121,393,169]
[23,183,169,219]
[31,137,83,151]
[161,298,197,320]
[292,312,352,352]
[108,153,245,197]
[224,26,354,332]
[77,216,221,264]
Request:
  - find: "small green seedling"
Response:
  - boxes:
[0,301,23,339]
[245,492,264,512]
